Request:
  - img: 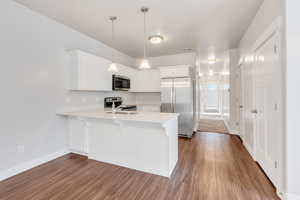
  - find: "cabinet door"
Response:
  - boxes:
[68,50,112,91]
[117,64,132,77]
[160,66,190,78]
[129,70,139,91]
[68,117,88,154]
[78,51,112,91]
[147,69,161,92]
[133,69,160,92]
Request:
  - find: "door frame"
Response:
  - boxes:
[237,65,244,141]
[249,17,284,195]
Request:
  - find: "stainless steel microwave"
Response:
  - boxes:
[112,75,131,91]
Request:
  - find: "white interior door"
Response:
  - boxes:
[237,67,244,140]
[241,61,255,153]
[254,33,280,187]
[235,67,242,137]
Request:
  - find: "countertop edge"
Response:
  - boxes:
[57,111,179,124]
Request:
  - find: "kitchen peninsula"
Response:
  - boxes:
[58,110,179,178]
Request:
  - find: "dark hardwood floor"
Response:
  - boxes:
[0,132,279,200]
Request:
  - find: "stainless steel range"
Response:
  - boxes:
[104,97,137,111]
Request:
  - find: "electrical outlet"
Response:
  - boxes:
[17,145,25,153]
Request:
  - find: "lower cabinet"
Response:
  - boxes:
[68,117,89,155]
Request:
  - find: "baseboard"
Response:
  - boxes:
[223,120,230,131]
[0,149,70,182]
[285,193,300,200]
[243,141,255,159]
[229,129,239,136]
[223,121,239,136]
[70,149,88,157]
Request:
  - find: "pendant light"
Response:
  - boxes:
[139,7,151,69]
[108,16,118,72]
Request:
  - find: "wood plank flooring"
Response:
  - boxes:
[0,132,279,200]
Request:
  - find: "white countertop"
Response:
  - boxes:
[57,109,179,124]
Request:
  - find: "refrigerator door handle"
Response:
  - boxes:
[170,80,173,113]
[171,80,174,112]
[173,81,176,113]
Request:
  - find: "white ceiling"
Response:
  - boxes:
[14,0,263,58]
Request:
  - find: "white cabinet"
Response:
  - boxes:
[67,49,161,93]
[68,50,113,91]
[117,64,137,83]
[159,65,191,78]
[68,117,89,155]
[131,69,161,92]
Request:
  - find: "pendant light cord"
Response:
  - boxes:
[111,19,115,62]
[143,11,146,59]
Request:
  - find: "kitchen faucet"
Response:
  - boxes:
[112,101,122,113]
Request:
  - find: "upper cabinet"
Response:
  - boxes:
[130,69,161,93]
[67,50,113,91]
[116,64,137,80]
[67,49,162,93]
[159,65,191,78]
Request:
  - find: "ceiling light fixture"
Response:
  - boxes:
[208,58,217,65]
[220,71,230,76]
[148,35,164,44]
[108,16,118,72]
[139,7,151,70]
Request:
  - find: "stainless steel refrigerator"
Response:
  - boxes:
[161,77,195,138]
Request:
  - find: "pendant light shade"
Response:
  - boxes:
[140,59,151,69]
[108,16,118,72]
[108,63,118,72]
[139,7,151,69]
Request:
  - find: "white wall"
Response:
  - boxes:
[284,1,300,199]
[0,0,136,175]
[135,93,161,105]
[136,53,197,68]
[239,0,282,52]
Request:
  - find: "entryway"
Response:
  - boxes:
[198,119,229,134]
